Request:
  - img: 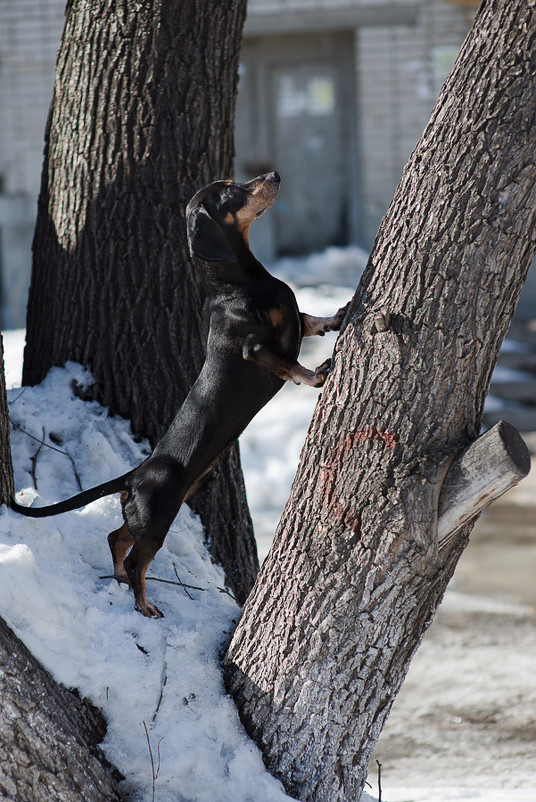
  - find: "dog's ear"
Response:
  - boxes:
[187,206,235,263]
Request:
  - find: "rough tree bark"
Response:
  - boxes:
[2,290,120,797]
[224,2,536,799]
[21,0,256,602]
[0,616,123,801]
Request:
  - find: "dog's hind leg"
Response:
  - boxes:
[123,539,165,618]
[108,523,135,585]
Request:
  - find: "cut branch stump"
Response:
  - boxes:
[438,420,531,546]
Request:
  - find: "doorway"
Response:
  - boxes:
[235,32,358,260]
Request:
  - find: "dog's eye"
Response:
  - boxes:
[225,185,239,200]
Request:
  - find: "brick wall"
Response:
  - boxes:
[4,2,518,328]
[0,0,65,327]
[357,0,470,244]
[0,0,64,196]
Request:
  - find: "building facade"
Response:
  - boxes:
[0,0,66,328]
[237,0,472,259]
[1,0,533,328]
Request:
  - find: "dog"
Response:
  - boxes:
[11,172,348,617]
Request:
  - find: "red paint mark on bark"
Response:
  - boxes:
[319,427,399,534]
[328,427,398,463]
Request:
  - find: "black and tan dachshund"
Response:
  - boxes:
[11,172,348,617]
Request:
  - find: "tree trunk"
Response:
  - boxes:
[224,2,536,799]
[21,0,257,603]
[2,353,121,797]
[0,617,123,801]
[0,336,14,506]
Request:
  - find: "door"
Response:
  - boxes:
[269,61,347,255]
[235,33,357,259]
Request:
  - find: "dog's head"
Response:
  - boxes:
[186,172,280,262]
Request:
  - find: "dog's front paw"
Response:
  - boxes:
[313,358,332,387]
[330,302,350,331]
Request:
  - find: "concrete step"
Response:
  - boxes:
[483,407,536,433]
[489,381,536,403]
[496,351,536,373]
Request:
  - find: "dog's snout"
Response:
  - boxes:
[269,171,281,184]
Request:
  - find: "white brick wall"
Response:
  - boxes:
[0,0,480,326]
[0,0,65,327]
[357,0,470,243]
[243,0,472,245]
[247,0,419,10]
[0,0,65,198]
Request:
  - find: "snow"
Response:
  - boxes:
[3,358,295,802]
[381,792,536,802]
[1,246,535,802]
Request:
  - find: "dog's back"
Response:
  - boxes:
[12,172,347,617]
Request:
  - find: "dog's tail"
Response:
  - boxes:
[10,472,132,518]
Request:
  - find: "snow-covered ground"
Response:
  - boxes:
[1,247,535,802]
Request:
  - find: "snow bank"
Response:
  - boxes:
[2,357,296,802]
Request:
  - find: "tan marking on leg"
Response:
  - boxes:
[283,359,331,387]
[107,523,134,584]
[267,307,284,328]
[301,305,348,337]
[124,541,164,618]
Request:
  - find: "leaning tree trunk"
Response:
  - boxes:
[0,616,123,801]
[2,354,121,797]
[21,0,256,602]
[224,2,536,799]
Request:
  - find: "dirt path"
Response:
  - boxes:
[370,451,536,795]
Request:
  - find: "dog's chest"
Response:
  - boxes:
[268,300,302,358]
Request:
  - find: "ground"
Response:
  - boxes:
[370,470,536,800]
[366,332,536,801]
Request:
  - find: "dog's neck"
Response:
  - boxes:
[199,229,270,289]
[201,253,269,289]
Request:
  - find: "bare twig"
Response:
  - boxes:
[146,576,205,593]
[99,574,206,594]
[156,738,163,782]
[8,386,29,405]
[143,721,159,802]
[217,586,238,603]
[152,672,168,723]
[12,420,67,454]
[10,419,83,491]
[29,427,45,490]
[376,760,382,802]
[173,564,195,600]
